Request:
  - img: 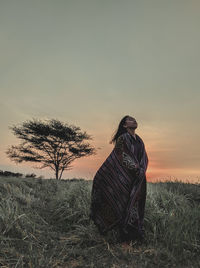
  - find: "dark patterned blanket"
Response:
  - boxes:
[90,132,148,238]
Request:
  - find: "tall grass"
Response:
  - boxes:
[0,176,199,267]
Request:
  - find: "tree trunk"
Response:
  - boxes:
[55,166,59,180]
[59,168,64,180]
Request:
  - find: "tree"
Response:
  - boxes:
[6,119,96,180]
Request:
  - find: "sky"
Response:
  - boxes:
[0,0,200,182]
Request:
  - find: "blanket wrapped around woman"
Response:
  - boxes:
[90,132,148,241]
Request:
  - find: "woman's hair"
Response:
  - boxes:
[109,115,130,144]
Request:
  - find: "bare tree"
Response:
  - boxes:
[6,119,96,179]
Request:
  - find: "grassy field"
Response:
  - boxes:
[0,176,199,268]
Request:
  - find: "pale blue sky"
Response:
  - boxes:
[0,0,200,181]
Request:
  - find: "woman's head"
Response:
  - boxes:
[110,115,138,144]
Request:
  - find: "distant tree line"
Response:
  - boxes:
[0,170,43,179]
[0,170,87,181]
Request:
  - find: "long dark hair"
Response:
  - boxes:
[109,115,130,144]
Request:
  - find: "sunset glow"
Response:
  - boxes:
[1,0,200,182]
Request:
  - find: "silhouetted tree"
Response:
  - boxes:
[7,119,96,180]
[0,170,23,178]
[25,173,37,178]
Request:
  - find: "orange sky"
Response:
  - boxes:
[0,122,200,183]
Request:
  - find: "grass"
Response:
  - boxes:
[0,176,199,268]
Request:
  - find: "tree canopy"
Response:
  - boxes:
[6,119,96,179]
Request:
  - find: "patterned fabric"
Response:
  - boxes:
[90,132,148,237]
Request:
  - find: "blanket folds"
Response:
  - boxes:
[90,132,148,237]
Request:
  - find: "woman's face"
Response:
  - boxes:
[123,117,138,134]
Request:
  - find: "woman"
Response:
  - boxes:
[90,115,148,243]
